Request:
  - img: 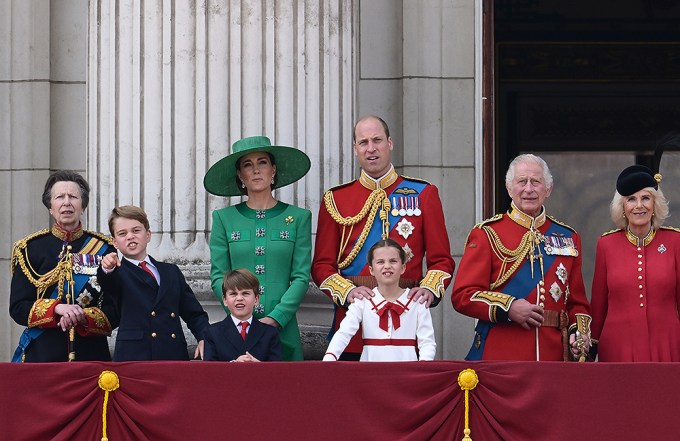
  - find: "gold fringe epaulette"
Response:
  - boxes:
[547,216,576,233]
[601,228,622,237]
[660,226,680,234]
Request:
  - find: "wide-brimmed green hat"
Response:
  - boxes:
[203,136,311,196]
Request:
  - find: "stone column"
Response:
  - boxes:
[87,0,355,353]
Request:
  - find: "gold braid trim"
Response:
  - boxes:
[80,307,112,336]
[323,189,390,269]
[319,274,356,306]
[12,233,75,301]
[470,290,515,311]
[28,298,60,327]
[482,226,533,290]
[10,229,50,279]
[569,313,592,336]
[420,270,451,299]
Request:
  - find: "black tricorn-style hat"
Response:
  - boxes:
[616,165,659,196]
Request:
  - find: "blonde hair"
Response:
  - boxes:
[610,187,669,229]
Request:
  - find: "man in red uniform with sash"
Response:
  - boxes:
[312,115,455,360]
[452,154,592,361]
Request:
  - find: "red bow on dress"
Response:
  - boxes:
[376,302,405,332]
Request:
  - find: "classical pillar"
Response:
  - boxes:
[87,0,355,354]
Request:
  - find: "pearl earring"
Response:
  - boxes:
[271,176,275,185]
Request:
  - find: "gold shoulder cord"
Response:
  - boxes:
[482,226,533,290]
[12,233,75,302]
[323,189,391,269]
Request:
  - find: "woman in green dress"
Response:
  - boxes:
[204,136,312,360]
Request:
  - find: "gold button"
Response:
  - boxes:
[152,332,157,338]
[540,295,545,301]
[638,261,642,265]
[171,312,176,318]
[638,255,642,258]
[637,247,642,251]
[539,303,544,308]
[639,285,643,289]
[638,268,642,272]
[171,333,176,339]
[640,294,644,298]
[638,275,643,280]
[539,280,545,286]
[151,311,156,317]
[540,288,545,294]
[640,303,644,308]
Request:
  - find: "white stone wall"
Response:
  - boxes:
[1,0,480,361]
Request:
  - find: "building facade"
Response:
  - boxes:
[1,0,479,361]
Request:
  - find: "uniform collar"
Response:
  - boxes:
[359,165,398,190]
[508,202,547,230]
[625,227,656,247]
[51,222,83,242]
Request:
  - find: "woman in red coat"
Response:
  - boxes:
[591,164,680,361]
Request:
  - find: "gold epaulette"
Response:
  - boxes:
[547,216,577,233]
[401,175,431,185]
[660,226,680,234]
[10,229,50,277]
[84,230,114,245]
[601,228,622,237]
[326,179,357,193]
[472,213,503,230]
[464,214,503,247]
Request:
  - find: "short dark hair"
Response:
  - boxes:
[367,238,406,265]
[353,115,391,143]
[234,152,277,195]
[222,268,260,297]
[42,170,90,209]
[108,205,151,235]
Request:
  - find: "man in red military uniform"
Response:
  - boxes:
[312,115,455,360]
[452,154,592,361]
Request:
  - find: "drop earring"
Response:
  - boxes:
[271,176,275,185]
[241,181,245,189]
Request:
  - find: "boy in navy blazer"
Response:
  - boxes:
[203,269,282,362]
[98,205,209,361]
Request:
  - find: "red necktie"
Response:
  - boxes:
[240,321,249,340]
[377,302,405,332]
[138,261,157,284]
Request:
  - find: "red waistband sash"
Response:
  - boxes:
[363,338,416,347]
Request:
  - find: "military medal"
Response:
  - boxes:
[556,263,568,284]
[406,197,414,216]
[658,244,667,254]
[391,197,400,216]
[413,197,421,216]
[399,198,407,216]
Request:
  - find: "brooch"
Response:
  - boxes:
[549,282,563,302]
[556,263,568,285]
[658,244,667,254]
[254,304,265,314]
[397,218,415,239]
[285,216,294,224]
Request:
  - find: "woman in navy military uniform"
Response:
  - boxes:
[9,170,118,362]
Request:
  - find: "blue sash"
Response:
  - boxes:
[465,222,569,360]
[342,179,427,276]
[12,237,107,362]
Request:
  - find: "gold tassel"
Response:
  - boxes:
[98,370,120,441]
[457,368,479,441]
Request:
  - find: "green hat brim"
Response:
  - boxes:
[203,144,311,197]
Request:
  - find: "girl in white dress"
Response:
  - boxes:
[323,239,436,361]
